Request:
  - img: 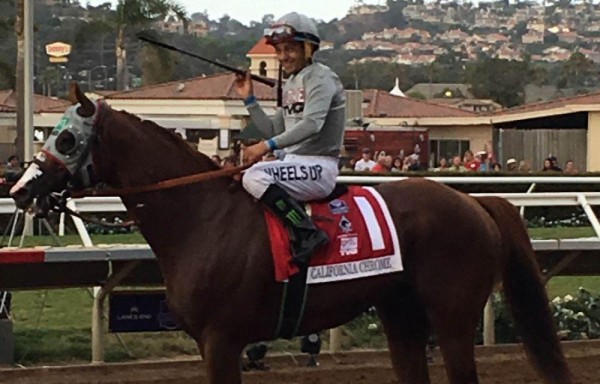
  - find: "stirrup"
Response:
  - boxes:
[291,229,329,267]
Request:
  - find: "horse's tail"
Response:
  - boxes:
[474,196,572,384]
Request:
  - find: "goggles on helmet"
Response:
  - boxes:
[263,24,297,44]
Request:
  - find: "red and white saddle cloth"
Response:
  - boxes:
[265,186,403,284]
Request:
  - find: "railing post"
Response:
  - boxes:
[91,260,141,363]
[91,287,104,364]
[577,194,600,238]
[520,183,536,217]
[66,200,93,247]
[483,295,495,346]
[329,327,342,353]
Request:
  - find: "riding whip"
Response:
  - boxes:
[137,33,277,88]
[277,64,283,107]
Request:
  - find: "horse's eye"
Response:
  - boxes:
[55,130,78,155]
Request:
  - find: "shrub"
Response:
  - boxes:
[346,288,600,347]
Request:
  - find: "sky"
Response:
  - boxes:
[86,0,384,25]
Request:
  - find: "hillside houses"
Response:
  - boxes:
[341,0,600,66]
[340,0,600,66]
[522,31,544,44]
[348,3,389,16]
[156,17,208,37]
[362,28,431,42]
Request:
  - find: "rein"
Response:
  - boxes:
[70,163,251,198]
[49,163,252,228]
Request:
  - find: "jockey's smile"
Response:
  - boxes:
[274,41,309,76]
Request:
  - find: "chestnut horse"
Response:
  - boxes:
[11,85,571,384]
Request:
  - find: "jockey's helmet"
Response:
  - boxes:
[263,12,320,52]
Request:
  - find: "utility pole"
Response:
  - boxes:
[15,0,34,162]
[24,0,34,162]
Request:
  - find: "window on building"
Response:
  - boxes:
[259,61,267,77]
[429,139,470,167]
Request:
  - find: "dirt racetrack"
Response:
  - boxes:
[2,340,600,384]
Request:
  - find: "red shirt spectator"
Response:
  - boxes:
[464,160,480,172]
[463,150,479,172]
[371,163,386,172]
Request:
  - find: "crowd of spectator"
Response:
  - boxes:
[343,147,425,173]
[0,154,23,184]
[213,146,580,176]
[343,147,580,175]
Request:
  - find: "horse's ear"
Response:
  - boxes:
[70,82,95,118]
[67,83,78,105]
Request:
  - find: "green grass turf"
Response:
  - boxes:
[5,228,600,364]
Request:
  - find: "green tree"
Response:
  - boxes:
[465,58,530,107]
[139,43,175,85]
[114,0,186,90]
[407,91,426,99]
[529,65,550,86]
[382,0,408,28]
[0,0,14,89]
[37,65,61,96]
[559,52,596,88]
[544,33,559,45]
[513,21,528,38]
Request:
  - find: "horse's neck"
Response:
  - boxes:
[102,112,256,262]
[103,126,210,189]
[122,181,250,250]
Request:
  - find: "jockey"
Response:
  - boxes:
[235,12,346,267]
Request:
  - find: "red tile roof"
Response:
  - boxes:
[363,90,478,118]
[0,90,71,113]
[106,72,277,101]
[247,37,276,55]
[493,89,600,116]
[0,103,14,112]
[92,90,118,97]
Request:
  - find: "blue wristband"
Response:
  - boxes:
[243,95,257,106]
[267,138,278,151]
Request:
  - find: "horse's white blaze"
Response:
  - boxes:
[10,161,42,196]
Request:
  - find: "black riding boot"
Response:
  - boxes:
[261,185,329,267]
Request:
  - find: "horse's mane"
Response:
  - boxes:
[109,107,221,172]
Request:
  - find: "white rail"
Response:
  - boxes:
[337,175,600,185]
[0,191,599,215]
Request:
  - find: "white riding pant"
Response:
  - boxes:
[242,154,339,201]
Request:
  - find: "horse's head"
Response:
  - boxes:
[11,83,100,214]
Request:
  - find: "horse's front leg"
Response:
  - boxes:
[200,329,245,384]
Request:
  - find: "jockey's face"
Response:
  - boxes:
[274,41,309,75]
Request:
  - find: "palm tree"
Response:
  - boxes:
[0,0,14,89]
[15,0,24,159]
[114,0,187,90]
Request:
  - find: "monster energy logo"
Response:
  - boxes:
[286,210,303,225]
[275,200,287,210]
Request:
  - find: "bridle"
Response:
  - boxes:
[35,101,253,226]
